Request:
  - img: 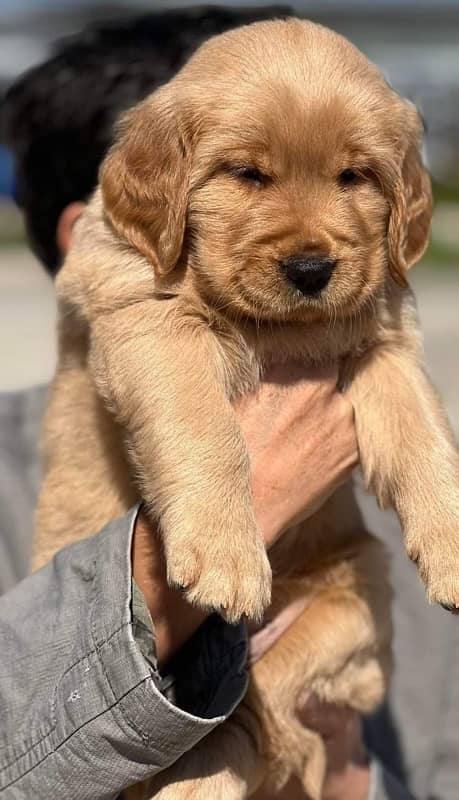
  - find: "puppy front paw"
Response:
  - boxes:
[406,515,459,612]
[164,512,272,623]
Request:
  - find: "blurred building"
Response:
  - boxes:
[1,0,459,180]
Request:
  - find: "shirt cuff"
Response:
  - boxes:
[132,570,249,718]
[89,504,249,762]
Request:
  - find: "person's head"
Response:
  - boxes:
[1,5,291,275]
[101,19,432,324]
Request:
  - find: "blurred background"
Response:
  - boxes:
[0,1,458,429]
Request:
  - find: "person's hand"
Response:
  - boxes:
[252,697,370,800]
[235,362,358,548]
[133,363,359,664]
[298,698,369,800]
[241,367,364,800]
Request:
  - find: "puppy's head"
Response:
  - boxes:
[101,19,432,323]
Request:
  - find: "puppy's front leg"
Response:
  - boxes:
[90,299,271,622]
[348,296,459,608]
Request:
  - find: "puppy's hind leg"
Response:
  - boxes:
[145,713,263,800]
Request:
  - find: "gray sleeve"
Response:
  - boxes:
[0,506,248,799]
[370,760,416,800]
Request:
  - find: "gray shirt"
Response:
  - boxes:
[0,387,416,799]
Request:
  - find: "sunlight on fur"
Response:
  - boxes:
[34,18,459,800]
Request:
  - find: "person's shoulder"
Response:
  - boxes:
[0,384,49,591]
[0,384,48,423]
[0,382,48,479]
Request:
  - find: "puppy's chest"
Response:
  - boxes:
[222,317,379,399]
[255,315,376,363]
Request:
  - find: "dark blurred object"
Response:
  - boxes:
[0,5,292,275]
[0,145,14,199]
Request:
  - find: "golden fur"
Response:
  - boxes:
[34,18,459,799]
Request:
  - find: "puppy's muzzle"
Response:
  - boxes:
[281,255,336,296]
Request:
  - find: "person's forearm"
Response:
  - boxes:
[0,506,247,799]
[132,512,209,666]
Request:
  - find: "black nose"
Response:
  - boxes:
[281,255,336,296]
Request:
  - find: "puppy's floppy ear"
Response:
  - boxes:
[100,87,189,275]
[387,106,432,287]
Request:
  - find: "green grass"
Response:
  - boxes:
[428,181,459,268]
[425,240,459,268]
[0,202,25,247]
[433,180,459,206]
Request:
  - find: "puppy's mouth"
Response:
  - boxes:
[238,255,338,317]
[228,258,374,326]
[229,271,331,323]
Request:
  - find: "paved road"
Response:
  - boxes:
[1,246,458,432]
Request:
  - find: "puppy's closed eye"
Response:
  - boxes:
[228,164,271,188]
[338,168,362,187]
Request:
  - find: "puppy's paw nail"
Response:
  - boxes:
[171,582,188,594]
[441,603,459,615]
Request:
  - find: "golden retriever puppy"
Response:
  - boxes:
[34,17,458,799]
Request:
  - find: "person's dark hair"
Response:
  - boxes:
[1,5,291,275]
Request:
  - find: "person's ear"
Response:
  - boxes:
[56,201,85,256]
